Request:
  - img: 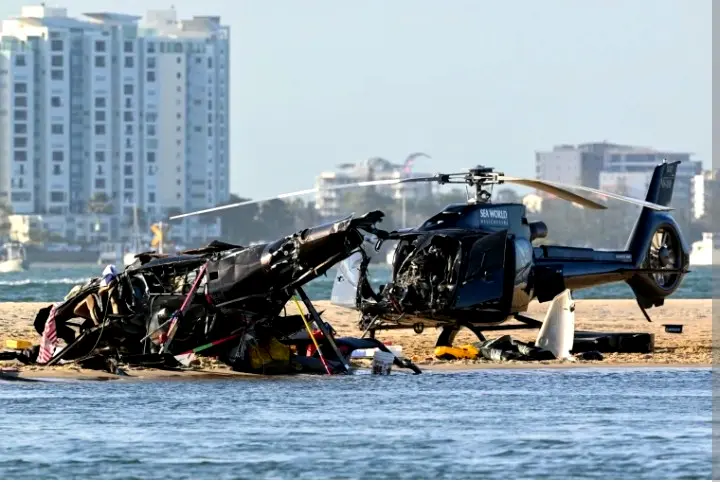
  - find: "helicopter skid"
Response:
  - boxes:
[360,312,539,343]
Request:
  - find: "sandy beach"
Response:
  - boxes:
[0,299,712,380]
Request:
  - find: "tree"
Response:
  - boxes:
[0,202,11,240]
[207,195,262,245]
[88,192,113,214]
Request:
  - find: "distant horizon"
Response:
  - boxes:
[0,0,710,201]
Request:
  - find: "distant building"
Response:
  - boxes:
[535,142,702,216]
[535,142,621,189]
[314,157,435,219]
[0,5,229,244]
[692,169,719,220]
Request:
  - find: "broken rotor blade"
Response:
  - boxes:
[499,176,673,212]
[169,174,451,220]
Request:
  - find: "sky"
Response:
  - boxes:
[0,0,712,200]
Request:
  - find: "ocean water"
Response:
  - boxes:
[0,367,711,479]
[0,263,713,303]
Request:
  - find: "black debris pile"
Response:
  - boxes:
[435,330,656,363]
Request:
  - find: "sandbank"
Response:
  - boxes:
[0,299,712,380]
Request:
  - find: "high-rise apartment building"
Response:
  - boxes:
[0,5,230,244]
[315,157,435,221]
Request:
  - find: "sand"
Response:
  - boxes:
[0,299,712,380]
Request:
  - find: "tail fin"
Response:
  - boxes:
[624,160,689,308]
[643,160,679,206]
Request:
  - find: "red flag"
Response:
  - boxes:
[36,304,59,364]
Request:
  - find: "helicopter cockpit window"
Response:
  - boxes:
[419,208,465,230]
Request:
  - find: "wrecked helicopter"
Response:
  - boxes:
[18,212,421,376]
[170,160,690,350]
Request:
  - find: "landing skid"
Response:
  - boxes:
[361,313,543,347]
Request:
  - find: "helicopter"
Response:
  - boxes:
[169,160,690,349]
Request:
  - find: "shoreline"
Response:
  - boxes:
[1,361,712,383]
[0,298,713,380]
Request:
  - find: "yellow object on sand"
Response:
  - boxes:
[248,337,291,371]
[5,339,32,350]
[434,344,480,360]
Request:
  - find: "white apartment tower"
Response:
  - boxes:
[0,5,230,244]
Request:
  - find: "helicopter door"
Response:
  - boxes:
[452,230,508,310]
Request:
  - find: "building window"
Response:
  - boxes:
[94,124,106,136]
[51,96,62,108]
[52,151,64,161]
[124,179,133,189]
[94,178,106,189]
[95,40,106,52]
[51,39,63,51]
[14,137,27,148]
[176,56,182,64]
[124,56,134,68]
[125,98,132,109]
[148,192,156,203]
[14,124,27,135]
[123,84,133,96]
[147,152,156,163]
[51,124,64,135]
[147,42,155,53]
[147,71,156,82]
[125,125,133,135]
[95,97,106,108]
[14,110,27,121]
[14,82,27,94]
[124,41,133,53]
[51,55,63,67]
[13,150,27,161]
[14,96,27,107]
[51,69,64,81]
[147,57,156,69]
[95,56,106,68]
[123,111,134,122]
[50,191,65,202]
[124,165,133,175]
[95,151,106,163]
[15,55,25,67]
[52,165,62,175]
[95,110,106,122]
[124,152,133,163]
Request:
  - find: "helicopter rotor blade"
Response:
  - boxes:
[499,176,673,211]
[168,174,453,220]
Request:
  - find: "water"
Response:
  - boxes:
[0,367,710,479]
[0,264,713,303]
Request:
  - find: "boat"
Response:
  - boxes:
[0,242,29,273]
[689,232,720,266]
[97,242,122,266]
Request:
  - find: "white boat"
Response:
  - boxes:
[689,232,720,266]
[97,242,122,266]
[0,242,29,273]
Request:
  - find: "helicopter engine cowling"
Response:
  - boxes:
[529,221,548,241]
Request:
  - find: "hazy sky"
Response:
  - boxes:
[1,0,711,200]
